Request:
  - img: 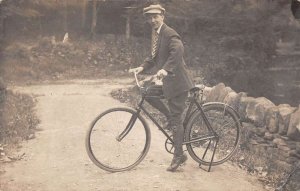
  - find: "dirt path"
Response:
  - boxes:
[0,79,267,191]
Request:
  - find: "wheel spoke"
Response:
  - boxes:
[185,104,240,166]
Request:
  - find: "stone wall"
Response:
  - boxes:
[201,83,300,170]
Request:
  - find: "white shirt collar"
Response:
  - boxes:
[156,23,163,34]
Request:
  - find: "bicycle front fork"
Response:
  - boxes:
[116,113,139,142]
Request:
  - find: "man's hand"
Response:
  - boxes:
[128,67,144,74]
[156,69,168,79]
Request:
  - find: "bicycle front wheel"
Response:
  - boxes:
[185,103,241,166]
[86,107,151,172]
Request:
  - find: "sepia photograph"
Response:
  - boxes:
[0,0,299,190]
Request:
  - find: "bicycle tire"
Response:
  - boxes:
[85,107,151,172]
[185,103,241,166]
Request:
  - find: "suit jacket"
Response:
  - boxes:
[142,24,194,99]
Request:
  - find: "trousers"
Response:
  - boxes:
[145,91,188,157]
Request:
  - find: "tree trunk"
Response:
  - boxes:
[0,17,3,38]
[126,15,130,40]
[81,0,88,30]
[63,0,68,32]
[38,16,43,35]
[91,0,98,38]
[1,17,6,38]
[0,3,5,39]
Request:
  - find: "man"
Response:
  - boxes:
[129,4,194,172]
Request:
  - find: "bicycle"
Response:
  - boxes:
[86,72,241,172]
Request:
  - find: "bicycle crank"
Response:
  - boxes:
[165,136,174,154]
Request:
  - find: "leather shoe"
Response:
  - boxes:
[166,154,188,172]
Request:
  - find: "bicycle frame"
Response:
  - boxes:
[119,89,219,143]
[146,95,218,139]
[117,72,220,171]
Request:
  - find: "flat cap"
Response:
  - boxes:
[143,4,165,15]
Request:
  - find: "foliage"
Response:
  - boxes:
[1,0,299,104]
[0,34,149,83]
[1,0,52,18]
[0,89,39,144]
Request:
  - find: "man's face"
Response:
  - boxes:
[145,13,164,30]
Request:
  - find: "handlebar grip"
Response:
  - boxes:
[134,72,141,87]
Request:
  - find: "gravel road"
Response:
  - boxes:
[0,78,266,191]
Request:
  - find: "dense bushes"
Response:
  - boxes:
[0,34,150,83]
[0,87,39,144]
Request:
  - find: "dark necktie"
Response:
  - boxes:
[151,30,159,58]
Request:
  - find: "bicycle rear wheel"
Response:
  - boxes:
[185,103,241,166]
[86,107,151,172]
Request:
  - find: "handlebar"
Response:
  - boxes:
[134,72,163,88]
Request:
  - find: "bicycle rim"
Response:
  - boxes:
[185,103,240,166]
[86,107,151,172]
